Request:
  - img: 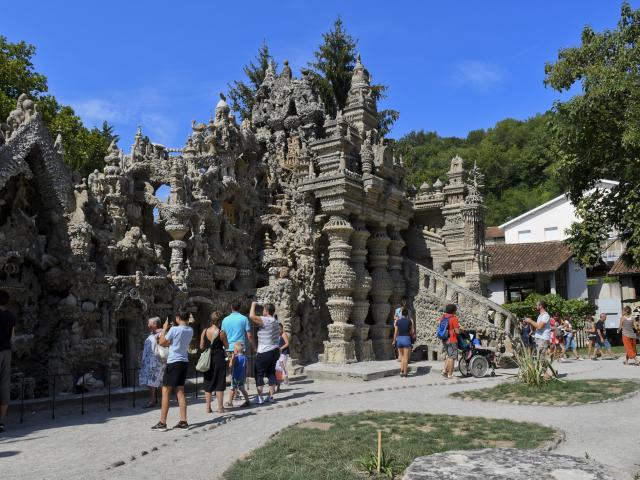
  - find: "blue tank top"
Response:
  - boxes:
[396,317,411,337]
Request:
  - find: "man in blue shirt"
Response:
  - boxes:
[222,302,254,353]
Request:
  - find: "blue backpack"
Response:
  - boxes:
[436,314,450,341]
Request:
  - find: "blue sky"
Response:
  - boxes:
[1,1,633,149]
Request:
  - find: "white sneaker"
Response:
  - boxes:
[254,395,264,405]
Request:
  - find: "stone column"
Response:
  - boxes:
[367,227,393,360]
[321,215,357,364]
[388,228,406,316]
[350,221,374,361]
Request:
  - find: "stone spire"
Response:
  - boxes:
[343,54,378,136]
[281,60,292,81]
[214,93,230,127]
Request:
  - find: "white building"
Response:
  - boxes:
[486,180,622,327]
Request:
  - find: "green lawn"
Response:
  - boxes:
[223,411,556,480]
[452,378,640,404]
[576,345,625,357]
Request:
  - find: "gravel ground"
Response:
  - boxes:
[0,358,638,480]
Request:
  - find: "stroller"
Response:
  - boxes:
[457,332,497,378]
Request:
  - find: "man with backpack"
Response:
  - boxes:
[437,304,461,379]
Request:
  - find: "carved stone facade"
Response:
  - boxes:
[0,57,513,398]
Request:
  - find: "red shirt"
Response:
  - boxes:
[448,315,460,344]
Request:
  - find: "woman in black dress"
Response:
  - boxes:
[199,311,228,414]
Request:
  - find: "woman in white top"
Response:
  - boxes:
[139,317,166,408]
[249,301,280,404]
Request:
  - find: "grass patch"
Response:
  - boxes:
[452,378,640,404]
[223,411,555,479]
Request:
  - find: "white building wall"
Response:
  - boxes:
[503,199,576,244]
[566,259,587,299]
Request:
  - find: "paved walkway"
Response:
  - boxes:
[1,358,639,479]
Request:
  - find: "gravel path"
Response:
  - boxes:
[1,358,638,480]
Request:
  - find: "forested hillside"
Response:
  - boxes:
[396,112,562,226]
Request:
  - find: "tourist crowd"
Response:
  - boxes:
[1,287,639,433]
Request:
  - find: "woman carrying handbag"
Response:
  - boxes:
[199,311,228,414]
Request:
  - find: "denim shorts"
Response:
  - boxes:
[396,336,412,348]
[231,377,245,390]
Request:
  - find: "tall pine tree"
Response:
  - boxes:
[227,41,276,120]
[307,17,399,135]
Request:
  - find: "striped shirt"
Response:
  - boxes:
[257,316,280,353]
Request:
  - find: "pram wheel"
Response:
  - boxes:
[470,355,489,378]
[458,358,470,377]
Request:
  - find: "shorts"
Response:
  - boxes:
[163,361,189,388]
[255,348,279,387]
[0,349,11,405]
[396,336,412,349]
[595,337,611,349]
[445,343,458,359]
[535,338,549,362]
[231,377,245,390]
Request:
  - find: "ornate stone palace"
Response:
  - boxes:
[0,58,515,397]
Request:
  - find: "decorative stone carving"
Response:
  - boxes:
[367,227,394,360]
[321,215,357,364]
[350,221,374,361]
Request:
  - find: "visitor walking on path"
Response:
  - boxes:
[139,317,166,408]
[200,311,228,414]
[524,300,553,379]
[594,313,614,359]
[562,317,581,360]
[618,306,639,366]
[249,301,280,404]
[393,307,414,377]
[221,302,255,354]
[226,342,250,407]
[440,304,461,380]
[0,290,16,434]
[586,316,597,359]
[151,308,193,431]
[276,323,290,390]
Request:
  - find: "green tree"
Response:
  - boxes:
[0,35,114,176]
[544,2,640,266]
[308,16,399,134]
[504,293,595,329]
[227,41,275,121]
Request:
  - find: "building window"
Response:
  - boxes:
[518,230,532,243]
[544,227,559,241]
[505,277,536,303]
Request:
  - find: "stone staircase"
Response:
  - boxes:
[409,263,518,360]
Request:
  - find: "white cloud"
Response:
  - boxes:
[451,60,505,90]
[73,99,124,124]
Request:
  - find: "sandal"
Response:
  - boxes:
[240,400,251,408]
[224,401,233,408]
[217,408,227,414]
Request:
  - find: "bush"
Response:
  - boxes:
[513,342,558,387]
[504,293,595,329]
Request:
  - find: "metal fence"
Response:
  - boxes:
[14,346,259,425]
[15,367,203,424]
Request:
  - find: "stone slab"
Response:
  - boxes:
[403,448,618,480]
[303,360,431,381]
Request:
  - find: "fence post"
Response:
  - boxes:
[81,375,85,415]
[51,375,56,420]
[107,370,111,413]
[20,377,24,424]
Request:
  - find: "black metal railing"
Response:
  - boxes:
[16,366,202,424]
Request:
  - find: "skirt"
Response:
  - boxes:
[622,335,637,359]
[203,349,227,392]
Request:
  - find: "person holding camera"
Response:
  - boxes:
[249,301,280,404]
[151,308,193,431]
